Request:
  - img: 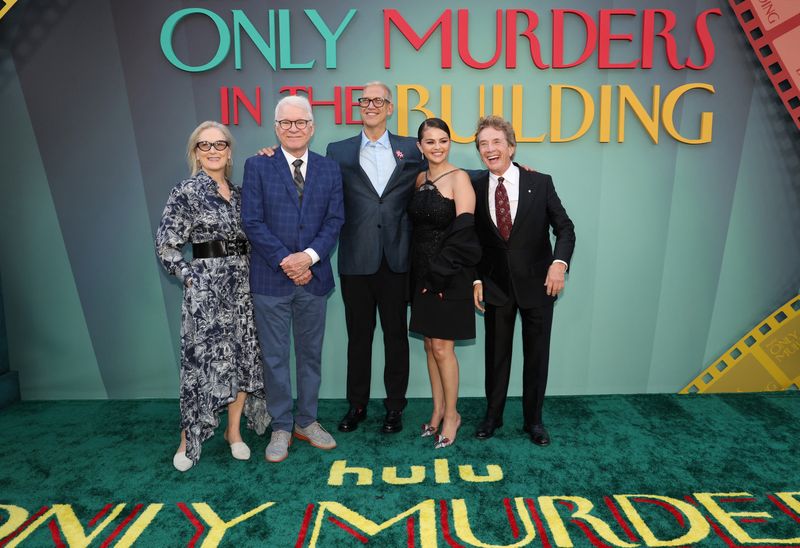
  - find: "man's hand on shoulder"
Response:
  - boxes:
[257,145,279,157]
[544,262,567,296]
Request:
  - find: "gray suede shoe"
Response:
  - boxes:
[293,422,337,450]
[265,430,292,463]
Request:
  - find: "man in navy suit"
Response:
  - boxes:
[242,95,344,463]
[472,115,575,446]
[326,82,423,434]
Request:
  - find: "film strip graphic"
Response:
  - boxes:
[682,295,800,394]
[0,0,19,22]
[729,0,800,131]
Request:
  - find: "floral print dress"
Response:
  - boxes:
[155,170,269,463]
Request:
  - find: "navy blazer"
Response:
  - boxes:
[241,150,344,297]
[326,132,423,276]
[473,166,575,308]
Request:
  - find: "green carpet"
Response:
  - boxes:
[1,393,799,546]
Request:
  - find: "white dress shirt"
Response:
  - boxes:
[359,130,396,196]
[280,147,319,264]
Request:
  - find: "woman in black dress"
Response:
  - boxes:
[408,118,481,449]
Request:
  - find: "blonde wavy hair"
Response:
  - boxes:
[186,120,235,179]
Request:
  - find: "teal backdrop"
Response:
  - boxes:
[0,0,798,400]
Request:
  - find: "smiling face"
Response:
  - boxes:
[195,127,231,177]
[359,84,393,132]
[477,126,515,176]
[417,126,451,166]
[275,103,314,157]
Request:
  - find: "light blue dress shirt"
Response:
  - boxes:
[359,130,397,196]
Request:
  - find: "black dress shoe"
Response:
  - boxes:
[382,410,403,433]
[524,423,551,446]
[338,407,367,432]
[475,418,503,439]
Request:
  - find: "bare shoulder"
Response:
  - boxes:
[414,170,427,188]
[453,170,475,195]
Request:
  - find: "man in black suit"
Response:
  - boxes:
[326,82,423,434]
[471,115,575,446]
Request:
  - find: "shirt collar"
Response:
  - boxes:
[360,130,391,150]
[280,147,309,167]
[490,163,520,186]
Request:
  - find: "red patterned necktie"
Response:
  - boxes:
[495,176,512,240]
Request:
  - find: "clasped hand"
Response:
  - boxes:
[281,252,313,286]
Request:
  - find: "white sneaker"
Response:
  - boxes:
[293,422,337,450]
[230,441,251,460]
[173,451,193,472]
[265,430,292,462]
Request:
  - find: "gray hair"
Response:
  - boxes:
[275,95,314,122]
[362,81,393,102]
[475,115,516,159]
[186,120,234,178]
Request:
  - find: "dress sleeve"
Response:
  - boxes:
[425,213,482,293]
[155,183,194,283]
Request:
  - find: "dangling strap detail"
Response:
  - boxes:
[427,168,461,184]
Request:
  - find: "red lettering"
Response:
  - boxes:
[457,9,502,69]
[642,10,681,69]
[220,87,230,125]
[505,9,549,69]
[598,9,639,69]
[232,87,261,126]
[552,10,596,69]
[305,86,344,125]
[345,86,364,125]
[686,9,721,70]
[384,9,452,69]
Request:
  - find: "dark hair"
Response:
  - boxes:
[417,117,451,141]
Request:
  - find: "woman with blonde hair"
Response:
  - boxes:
[156,121,268,471]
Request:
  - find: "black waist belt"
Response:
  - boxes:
[192,239,249,258]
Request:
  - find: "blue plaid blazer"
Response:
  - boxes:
[241,150,344,297]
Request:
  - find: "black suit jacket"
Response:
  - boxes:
[326,133,423,276]
[473,165,575,308]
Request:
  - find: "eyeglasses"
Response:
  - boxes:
[275,119,312,130]
[196,140,230,152]
[358,97,389,108]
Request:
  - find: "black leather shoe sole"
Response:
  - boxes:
[475,420,503,440]
[338,410,367,432]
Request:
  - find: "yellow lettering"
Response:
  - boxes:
[662,83,714,144]
[458,464,503,483]
[434,458,451,483]
[383,465,426,485]
[538,496,636,547]
[0,505,29,541]
[512,85,546,142]
[618,85,660,144]
[114,504,164,548]
[451,498,536,547]
[614,495,709,545]
[397,85,433,137]
[4,504,126,548]
[695,492,800,544]
[479,84,505,118]
[441,85,477,143]
[192,502,275,548]
[308,500,437,548]
[327,459,373,486]
[550,85,594,143]
[599,85,612,143]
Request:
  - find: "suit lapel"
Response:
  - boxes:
[510,166,534,240]
[478,174,504,241]
[382,133,408,196]
[275,154,301,211]
[302,154,319,214]
[348,135,380,197]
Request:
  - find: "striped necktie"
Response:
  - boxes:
[292,158,305,203]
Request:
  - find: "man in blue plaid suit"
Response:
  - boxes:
[242,95,344,463]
